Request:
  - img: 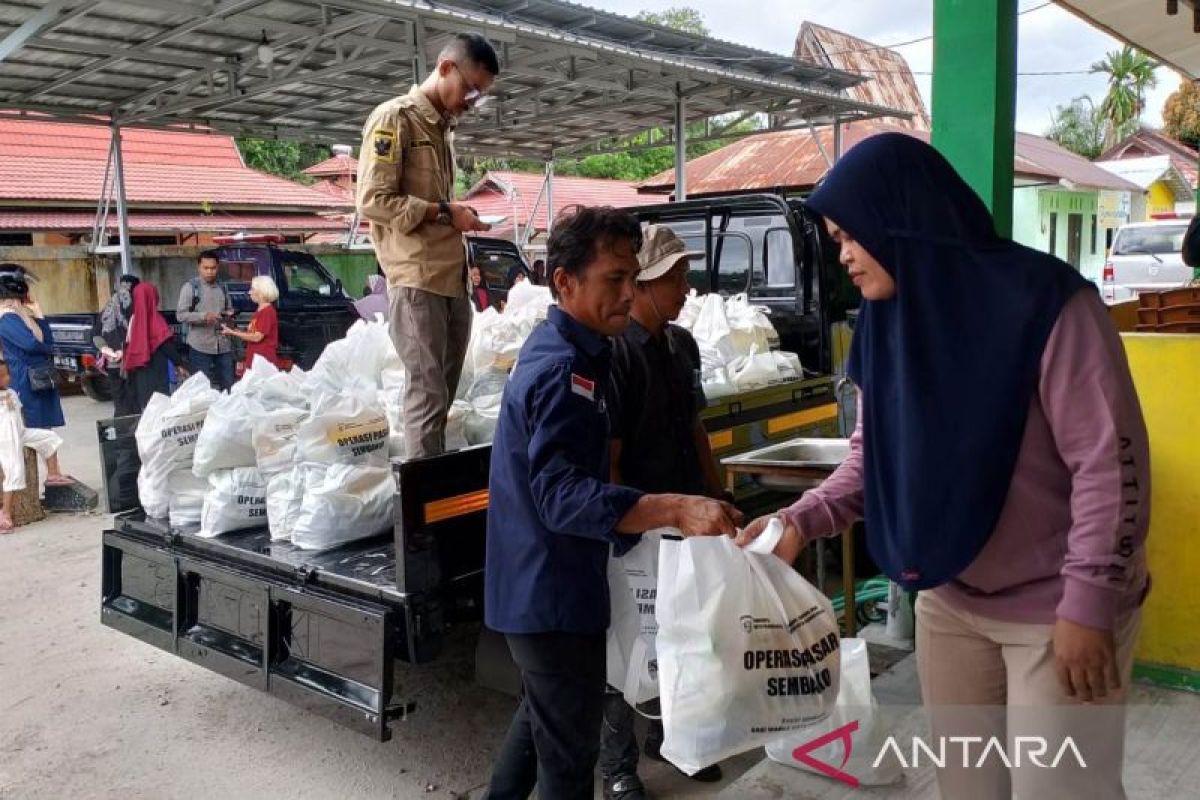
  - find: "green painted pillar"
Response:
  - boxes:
[931,0,1018,237]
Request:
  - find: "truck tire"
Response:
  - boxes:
[81,372,113,403]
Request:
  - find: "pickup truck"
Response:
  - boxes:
[468,235,534,307]
[49,240,358,401]
[98,194,856,741]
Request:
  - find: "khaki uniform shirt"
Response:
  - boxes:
[356,86,466,298]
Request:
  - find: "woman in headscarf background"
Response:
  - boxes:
[0,264,66,434]
[121,282,190,414]
[739,134,1150,799]
[355,273,390,321]
[94,273,139,413]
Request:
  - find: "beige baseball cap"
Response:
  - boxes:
[637,224,702,282]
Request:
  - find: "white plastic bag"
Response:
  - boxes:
[464,371,506,446]
[773,351,804,383]
[296,393,389,466]
[193,392,263,477]
[289,463,394,550]
[675,290,704,331]
[377,390,406,459]
[726,293,780,354]
[732,345,783,391]
[135,373,220,518]
[656,519,841,775]
[691,293,735,363]
[265,465,306,542]
[701,365,736,400]
[766,638,903,786]
[606,531,663,706]
[445,400,471,452]
[167,468,209,528]
[253,407,309,477]
[198,468,268,538]
[470,307,522,373]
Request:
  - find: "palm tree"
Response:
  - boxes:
[1090,47,1160,150]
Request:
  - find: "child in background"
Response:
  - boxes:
[0,360,65,532]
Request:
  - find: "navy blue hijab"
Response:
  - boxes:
[807,133,1091,591]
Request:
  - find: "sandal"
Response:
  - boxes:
[44,475,74,487]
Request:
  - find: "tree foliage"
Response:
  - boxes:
[1089,47,1159,150]
[1046,96,1107,160]
[236,138,333,183]
[634,7,709,36]
[1162,79,1200,150]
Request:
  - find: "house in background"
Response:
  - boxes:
[462,170,667,259]
[640,121,1138,282]
[0,119,350,248]
[1095,128,1198,219]
[793,22,931,132]
[303,152,358,205]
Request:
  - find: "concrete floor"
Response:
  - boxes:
[0,396,755,799]
[3,396,1197,799]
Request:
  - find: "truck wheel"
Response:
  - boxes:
[81,373,113,402]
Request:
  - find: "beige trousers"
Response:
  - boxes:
[388,286,472,459]
[916,589,1141,800]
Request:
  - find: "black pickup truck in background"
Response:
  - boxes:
[98,194,859,743]
[49,239,359,401]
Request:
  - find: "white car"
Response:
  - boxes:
[1103,218,1192,302]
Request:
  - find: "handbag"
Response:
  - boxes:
[28,363,56,392]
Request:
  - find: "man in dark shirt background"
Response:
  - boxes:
[599,225,729,798]
[483,208,742,800]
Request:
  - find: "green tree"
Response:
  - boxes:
[1162,79,1200,150]
[634,7,709,36]
[1090,46,1159,149]
[236,138,332,183]
[1046,96,1106,160]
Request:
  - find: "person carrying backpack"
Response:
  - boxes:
[176,250,234,390]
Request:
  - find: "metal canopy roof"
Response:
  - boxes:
[1057,1,1200,80]
[0,0,906,159]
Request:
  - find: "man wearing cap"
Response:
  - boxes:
[599,225,729,798]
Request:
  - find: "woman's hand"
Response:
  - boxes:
[735,513,806,564]
[1053,618,1121,703]
[25,297,43,318]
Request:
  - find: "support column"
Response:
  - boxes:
[833,118,843,162]
[544,159,555,235]
[674,83,687,201]
[931,0,1018,236]
[111,123,133,275]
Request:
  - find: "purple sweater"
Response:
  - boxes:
[785,290,1151,630]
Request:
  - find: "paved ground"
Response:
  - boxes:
[0,396,756,799]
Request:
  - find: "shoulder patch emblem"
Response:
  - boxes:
[372,129,396,163]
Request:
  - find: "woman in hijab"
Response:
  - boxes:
[121,282,190,414]
[94,273,139,411]
[739,134,1150,799]
[0,264,66,434]
[355,273,389,321]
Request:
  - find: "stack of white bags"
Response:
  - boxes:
[680,291,803,398]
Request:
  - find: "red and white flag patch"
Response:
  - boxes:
[570,373,595,401]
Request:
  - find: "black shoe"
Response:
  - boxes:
[603,774,647,800]
[643,730,664,762]
[642,734,722,782]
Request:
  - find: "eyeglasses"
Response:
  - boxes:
[451,62,493,111]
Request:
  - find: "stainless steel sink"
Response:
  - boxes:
[722,437,851,492]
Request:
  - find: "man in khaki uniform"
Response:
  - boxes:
[356,32,498,458]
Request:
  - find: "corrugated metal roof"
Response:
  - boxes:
[464,169,667,237]
[1100,128,1199,189]
[0,210,345,231]
[0,118,345,209]
[0,0,904,159]
[1094,155,1193,197]
[794,22,931,131]
[639,122,1141,195]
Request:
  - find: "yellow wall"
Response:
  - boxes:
[1122,334,1200,672]
[1146,181,1177,219]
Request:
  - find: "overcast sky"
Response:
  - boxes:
[585,0,1185,135]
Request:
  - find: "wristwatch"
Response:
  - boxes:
[436,200,452,226]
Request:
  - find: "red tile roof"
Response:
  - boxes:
[0,119,347,209]
[0,210,347,232]
[303,154,359,177]
[307,180,354,203]
[464,170,667,237]
[639,122,1140,195]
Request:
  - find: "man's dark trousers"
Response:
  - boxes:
[485,631,606,799]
